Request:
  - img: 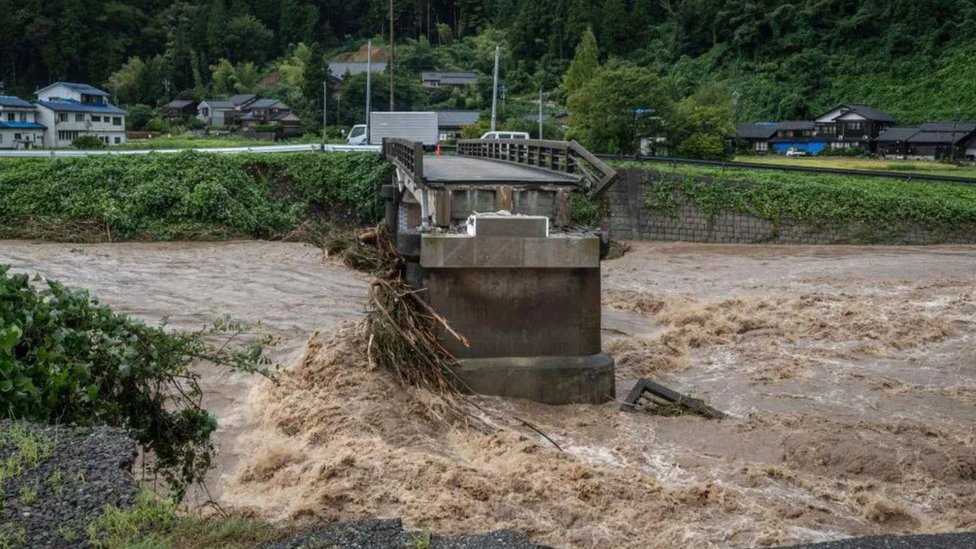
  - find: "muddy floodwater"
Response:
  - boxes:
[2,240,975,548]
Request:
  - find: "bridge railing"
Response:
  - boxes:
[456,139,619,198]
[383,138,424,183]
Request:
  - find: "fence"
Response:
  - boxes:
[0,143,381,158]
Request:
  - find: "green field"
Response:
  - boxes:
[735,155,976,178]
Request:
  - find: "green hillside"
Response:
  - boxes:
[3,1,975,125]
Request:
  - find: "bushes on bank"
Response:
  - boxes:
[0,265,274,495]
[0,151,392,241]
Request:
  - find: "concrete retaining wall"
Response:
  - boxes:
[607,168,976,245]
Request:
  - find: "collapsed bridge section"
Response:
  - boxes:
[382,138,619,405]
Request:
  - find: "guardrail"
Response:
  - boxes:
[382,138,425,183]
[457,139,619,198]
[596,154,976,186]
[0,143,381,157]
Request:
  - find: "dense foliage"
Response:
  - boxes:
[3,0,975,128]
[0,152,392,241]
[632,164,976,241]
[0,266,273,495]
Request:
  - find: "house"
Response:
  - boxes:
[814,104,894,152]
[268,111,302,138]
[874,127,921,158]
[328,62,388,85]
[228,94,257,108]
[164,99,197,120]
[0,95,45,149]
[33,82,126,147]
[905,122,976,161]
[240,98,301,130]
[421,71,478,89]
[435,110,479,140]
[735,123,777,153]
[197,100,235,127]
[769,121,826,154]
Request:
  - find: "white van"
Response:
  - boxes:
[480,131,530,140]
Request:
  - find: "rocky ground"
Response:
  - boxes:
[263,519,547,549]
[0,421,138,548]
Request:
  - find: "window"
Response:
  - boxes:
[848,121,864,130]
[75,114,85,122]
[114,137,121,145]
[755,141,768,152]
[57,130,80,142]
[14,133,21,140]
[58,113,68,122]
[6,113,13,121]
[113,117,122,126]
[19,113,26,122]
[92,116,101,122]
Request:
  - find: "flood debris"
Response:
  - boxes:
[620,378,728,419]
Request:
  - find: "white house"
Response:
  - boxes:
[0,95,45,150]
[196,99,236,127]
[33,82,127,147]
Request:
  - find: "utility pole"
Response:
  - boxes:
[538,89,544,140]
[387,0,396,112]
[322,81,328,141]
[490,46,500,132]
[366,40,372,143]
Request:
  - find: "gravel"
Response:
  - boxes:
[769,532,976,549]
[0,420,138,548]
[262,518,551,549]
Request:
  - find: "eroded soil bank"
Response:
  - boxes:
[2,240,974,547]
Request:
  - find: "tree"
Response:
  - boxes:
[561,27,598,97]
[106,57,147,105]
[670,83,736,160]
[567,61,673,154]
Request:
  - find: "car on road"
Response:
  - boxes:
[480,131,530,140]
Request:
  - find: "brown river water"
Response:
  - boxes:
[2,240,974,548]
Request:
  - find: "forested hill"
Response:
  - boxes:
[2,0,976,124]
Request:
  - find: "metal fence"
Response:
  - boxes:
[596,154,976,186]
[0,143,381,158]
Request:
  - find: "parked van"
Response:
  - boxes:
[480,131,530,140]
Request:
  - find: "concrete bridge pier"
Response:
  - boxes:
[420,215,614,405]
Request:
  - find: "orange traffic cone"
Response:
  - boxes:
[436,143,442,156]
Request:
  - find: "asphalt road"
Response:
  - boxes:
[774,532,976,549]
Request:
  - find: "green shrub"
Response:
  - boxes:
[72,136,106,149]
[570,193,600,225]
[0,152,392,241]
[819,146,864,157]
[252,124,279,133]
[0,266,274,495]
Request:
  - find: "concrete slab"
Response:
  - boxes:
[469,215,549,238]
[420,235,600,268]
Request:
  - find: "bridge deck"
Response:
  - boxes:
[423,156,579,185]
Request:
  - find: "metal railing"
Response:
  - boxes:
[0,143,381,158]
[596,154,976,186]
[456,139,619,198]
[382,138,425,183]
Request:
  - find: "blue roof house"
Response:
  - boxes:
[0,95,46,149]
[33,82,127,147]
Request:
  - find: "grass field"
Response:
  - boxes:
[735,155,976,178]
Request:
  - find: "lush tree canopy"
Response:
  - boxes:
[1,0,973,126]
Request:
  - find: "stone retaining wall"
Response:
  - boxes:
[606,168,976,245]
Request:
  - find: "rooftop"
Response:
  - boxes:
[228,94,257,106]
[907,131,972,144]
[0,95,34,108]
[0,121,45,130]
[776,120,815,131]
[165,99,195,108]
[37,82,110,97]
[736,123,778,139]
[436,110,480,127]
[34,99,125,115]
[874,127,920,142]
[329,62,388,80]
[248,98,286,109]
[201,100,235,109]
